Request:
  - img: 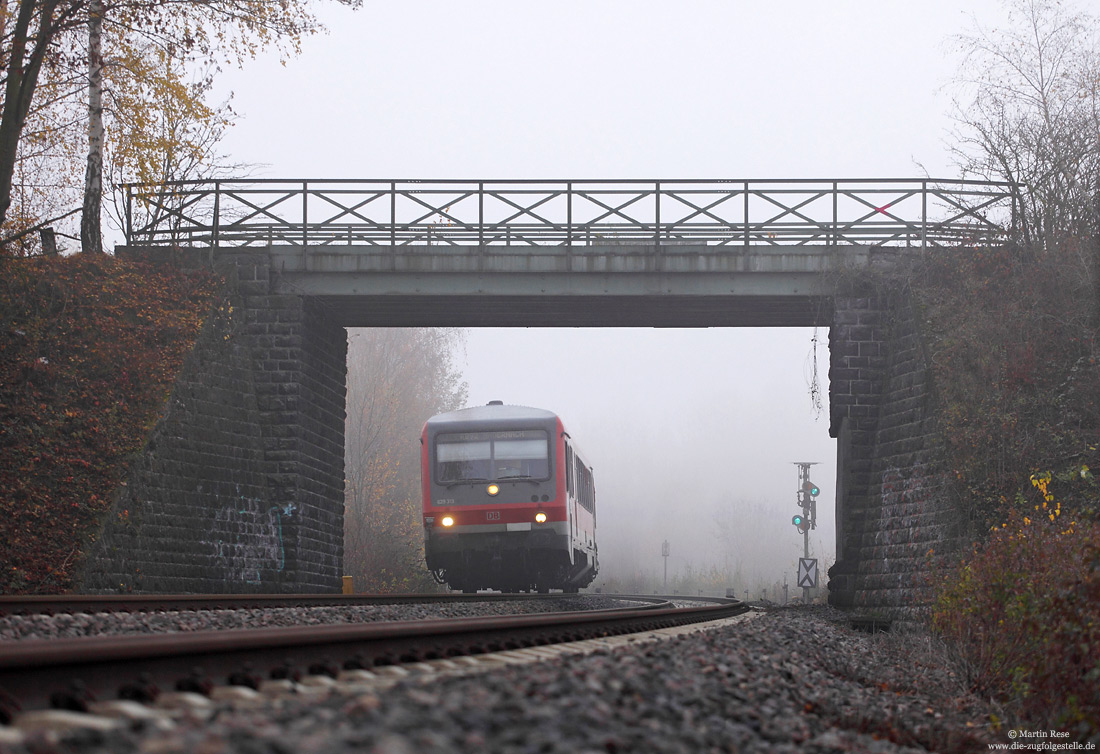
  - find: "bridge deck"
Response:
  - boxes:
[122,178,1014,327]
[268,243,868,327]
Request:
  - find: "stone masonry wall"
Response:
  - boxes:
[81,250,346,593]
[828,291,965,622]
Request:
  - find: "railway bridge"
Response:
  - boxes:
[98,178,1014,620]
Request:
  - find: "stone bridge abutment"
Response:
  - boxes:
[82,250,347,592]
[827,291,964,620]
[85,246,966,617]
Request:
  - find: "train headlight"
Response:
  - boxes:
[486,484,500,496]
[441,516,455,527]
[534,511,547,523]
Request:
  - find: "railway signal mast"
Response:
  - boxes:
[662,539,670,590]
[792,462,819,604]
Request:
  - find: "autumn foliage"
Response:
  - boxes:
[933,511,1100,736]
[916,239,1100,738]
[0,253,218,593]
[343,329,467,593]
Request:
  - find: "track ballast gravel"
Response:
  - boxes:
[2,605,1000,753]
[0,596,639,642]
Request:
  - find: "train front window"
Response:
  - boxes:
[435,430,550,485]
[436,440,491,483]
[493,438,548,479]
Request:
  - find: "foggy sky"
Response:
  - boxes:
[203,1,1021,591]
[461,327,834,592]
[212,1,1009,180]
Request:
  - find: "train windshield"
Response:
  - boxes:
[436,430,550,484]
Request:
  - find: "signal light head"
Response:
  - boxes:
[792,513,809,533]
[802,480,820,497]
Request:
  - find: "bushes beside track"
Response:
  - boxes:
[933,512,1100,736]
[0,253,218,594]
[915,242,1100,737]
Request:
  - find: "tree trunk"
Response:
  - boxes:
[80,0,104,254]
[0,0,61,231]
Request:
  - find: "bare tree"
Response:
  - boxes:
[344,329,467,593]
[948,0,1100,259]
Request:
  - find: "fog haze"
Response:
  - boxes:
[212,1,1007,180]
[202,0,1017,593]
[462,327,834,595]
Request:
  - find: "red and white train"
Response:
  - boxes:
[420,402,598,593]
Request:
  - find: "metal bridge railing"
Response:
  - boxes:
[122,179,1016,251]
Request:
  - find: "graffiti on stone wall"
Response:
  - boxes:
[201,487,296,584]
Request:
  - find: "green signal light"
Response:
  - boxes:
[803,480,820,497]
[792,513,810,533]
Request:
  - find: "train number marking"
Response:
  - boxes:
[486,511,501,521]
[435,499,455,506]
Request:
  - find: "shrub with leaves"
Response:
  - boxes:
[0,253,218,593]
[932,500,1099,737]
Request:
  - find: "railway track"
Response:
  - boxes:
[0,592,568,616]
[0,594,749,725]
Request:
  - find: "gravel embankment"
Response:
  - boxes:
[0,596,638,641]
[3,605,1003,753]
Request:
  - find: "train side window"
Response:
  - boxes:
[565,444,574,494]
[576,458,584,508]
[586,468,593,512]
[576,463,592,513]
[587,468,595,512]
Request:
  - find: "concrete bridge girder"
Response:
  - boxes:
[272,243,872,278]
[269,243,876,327]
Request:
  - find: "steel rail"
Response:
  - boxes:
[0,598,746,719]
[0,592,598,617]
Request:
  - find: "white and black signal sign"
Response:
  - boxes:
[797,558,818,589]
